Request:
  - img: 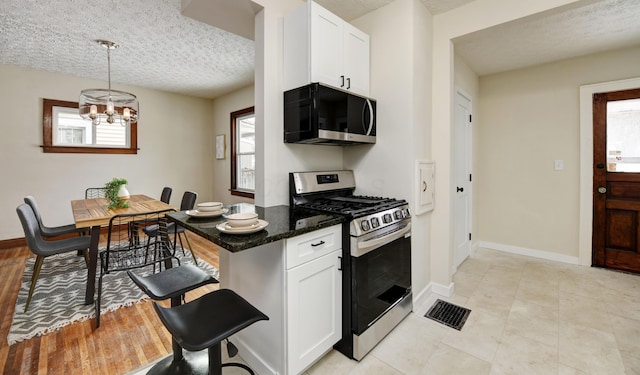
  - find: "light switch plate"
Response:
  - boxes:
[554,159,564,171]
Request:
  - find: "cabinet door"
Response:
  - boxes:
[343,24,370,96]
[287,249,342,374]
[310,2,344,90]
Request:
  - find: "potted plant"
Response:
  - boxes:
[104,177,130,209]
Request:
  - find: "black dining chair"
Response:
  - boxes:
[24,196,89,238]
[160,187,172,204]
[16,204,91,312]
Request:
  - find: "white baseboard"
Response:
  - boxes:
[233,336,277,375]
[412,283,432,309]
[478,241,580,265]
[413,281,455,311]
[431,281,455,297]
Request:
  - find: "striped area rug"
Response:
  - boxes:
[7,248,219,345]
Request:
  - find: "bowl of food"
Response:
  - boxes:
[225,212,259,228]
[196,202,223,212]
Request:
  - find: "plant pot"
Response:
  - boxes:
[117,185,130,201]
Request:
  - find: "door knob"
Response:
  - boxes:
[598,187,607,194]
[456,186,464,192]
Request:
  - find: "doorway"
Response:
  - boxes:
[454,89,473,269]
[592,88,640,273]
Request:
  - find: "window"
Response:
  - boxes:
[230,107,255,198]
[42,99,138,154]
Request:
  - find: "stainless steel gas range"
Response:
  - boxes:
[290,170,412,361]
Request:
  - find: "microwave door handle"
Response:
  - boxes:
[363,99,374,135]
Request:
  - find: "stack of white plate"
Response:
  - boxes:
[217,212,268,234]
[186,202,228,217]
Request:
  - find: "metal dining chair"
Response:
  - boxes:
[143,191,199,265]
[85,187,106,199]
[96,208,177,327]
[24,196,89,238]
[16,204,91,312]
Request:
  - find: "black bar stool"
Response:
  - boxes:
[152,289,269,375]
[128,264,219,374]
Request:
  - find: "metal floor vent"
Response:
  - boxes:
[424,299,471,330]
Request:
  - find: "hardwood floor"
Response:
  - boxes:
[0,233,220,374]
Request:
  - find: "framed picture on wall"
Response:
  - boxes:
[216,134,225,159]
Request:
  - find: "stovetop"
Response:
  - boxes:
[290,170,411,236]
[296,195,407,218]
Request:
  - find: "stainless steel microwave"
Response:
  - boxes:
[284,83,376,145]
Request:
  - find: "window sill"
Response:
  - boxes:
[230,190,255,199]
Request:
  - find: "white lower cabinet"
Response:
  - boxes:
[286,225,342,374]
[222,224,342,375]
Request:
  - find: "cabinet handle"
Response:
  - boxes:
[311,240,325,247]
[338,256,342,271]
[346,77,351,90]
[340,75,345,87]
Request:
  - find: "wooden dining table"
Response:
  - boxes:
[71,194,174,305]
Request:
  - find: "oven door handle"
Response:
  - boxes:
[352,222,411,257]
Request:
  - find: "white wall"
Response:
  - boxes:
[477,46,640,258]
[347,0,434,303]
[211,84,255,205]
[0,64,214,240]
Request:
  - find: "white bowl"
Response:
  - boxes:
[225,212,259,228]
[196,202,223,212]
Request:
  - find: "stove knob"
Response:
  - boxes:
[360,220,371,231]
[383,213,393,223]
[394,210,404,220]
[370,217,380,228]
[403,208,411,218]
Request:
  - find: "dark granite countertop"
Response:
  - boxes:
[167,203,346,252]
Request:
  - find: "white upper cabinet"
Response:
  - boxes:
[284,0,370,96]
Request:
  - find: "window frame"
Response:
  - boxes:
[42,98,138,154]
[230,106,255,198]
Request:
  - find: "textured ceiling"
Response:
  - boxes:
[0,0,638,99]
[315,0,477,20]
[0,0,255,99]
[454,0,640,75]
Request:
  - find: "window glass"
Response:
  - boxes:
[230,107,255,198]
[607,99,640,172]
[42,99,137,154]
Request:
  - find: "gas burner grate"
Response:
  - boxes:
[424,299,471,330]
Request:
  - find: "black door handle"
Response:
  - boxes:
[457,186,464,192]
[596,163,605,169]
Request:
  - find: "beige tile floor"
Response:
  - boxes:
[133,248,640,375]
[305,248,640,375]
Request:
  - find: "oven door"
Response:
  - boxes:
[350,222,411,335]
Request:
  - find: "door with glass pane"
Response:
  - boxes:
[593,88,640,273]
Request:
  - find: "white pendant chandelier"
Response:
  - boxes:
[79,40,139,126]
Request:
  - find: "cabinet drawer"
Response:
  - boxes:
[285,224,342,269]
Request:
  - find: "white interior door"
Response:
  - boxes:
[454,89,472,269]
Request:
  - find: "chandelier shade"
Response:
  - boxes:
[79,40,139,126]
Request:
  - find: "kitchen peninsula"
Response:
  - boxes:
[168,203,346,375]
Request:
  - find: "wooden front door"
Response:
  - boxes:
[593,88,640,273]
